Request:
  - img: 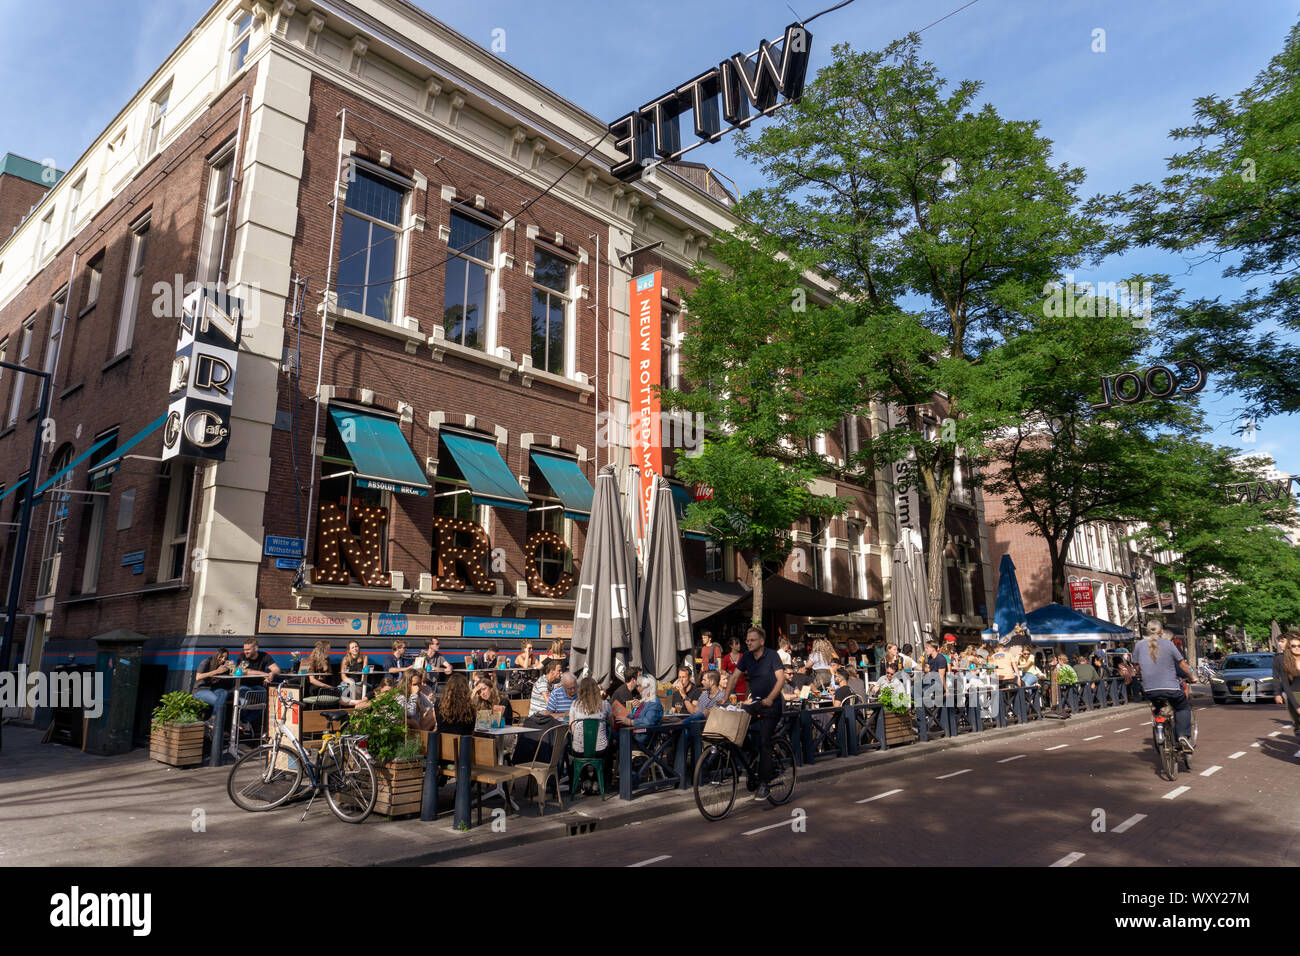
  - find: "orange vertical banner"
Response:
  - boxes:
[630,271,663,528]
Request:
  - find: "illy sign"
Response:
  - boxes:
[163,287,242,462]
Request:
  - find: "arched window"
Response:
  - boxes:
[38,445,74,597]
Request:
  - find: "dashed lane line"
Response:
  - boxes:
[743,818,798,836]
[1162,785,1190,800]
[856,789,903,804]
[1111,813,1147,834]
[1050,852,1085,867]
[1045,744,1069,751]
[936,769,973,780]
[997,754,1027,763]
[629,855,671,867]
[1113,727,1131,733]
[1228,751,1246,759]
[1251,742,1261,748]
[1268,731,1282,737]
[1141,721,1152,726]
[1200,765,1222,777]
[1083,735,1103,741]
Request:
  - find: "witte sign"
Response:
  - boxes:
[163,287,242,463]
[609,23,812,181]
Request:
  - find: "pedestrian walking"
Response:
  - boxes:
[1274,631,1300,755]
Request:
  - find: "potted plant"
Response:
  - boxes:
[150,691,208,767]
[877,684,916,745]
[345,691,425,817]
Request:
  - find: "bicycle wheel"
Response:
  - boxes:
[765,737,797,807]
[227,743,303,811]
[324,740,377,823]
[1160,734,1178,781]
[693,743,738,821]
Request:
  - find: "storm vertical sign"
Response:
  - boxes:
[630,271,663,527]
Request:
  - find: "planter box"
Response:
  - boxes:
[150,721,206,768]
[883,710,916,745]
[374,757,425,818]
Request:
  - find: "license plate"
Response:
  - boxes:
[1232,685,1245,693]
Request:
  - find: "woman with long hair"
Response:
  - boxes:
[339,639,369,702]
[437,674,477,736]
[301,640,338,702]
[514,640,538,668]
[1276,631,1300,751]
[471,672,511,725]
[396,668,436,730]
[568,676,613,793]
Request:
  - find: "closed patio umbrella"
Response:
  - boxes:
[889,531,930,652]
[570,465,640,686]
[639,475,693,681]
[994,554,1031,646]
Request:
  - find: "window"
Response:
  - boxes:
[80,430,118,593]
[848,520,868,599]
[705,539,724,581]
[146,83,171,156]
[811,523,829,591]
[160,463,195,581]
[84,253,103,310]
[34,210,55,267]
[443,209,495,350]
[531,247,571,375]
[37,447,74,597]
[115,217,150,356]
[337,168,406,321]
[42,291,67,382]
[7,318,34,427]
[65,176,85,243]
[843,415,860,461]
[228,12,253,78]
[197,148,235,285]
[661,307,680,390]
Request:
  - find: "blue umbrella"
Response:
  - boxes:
[1022,604,1133,642]
[994,554,1029,643]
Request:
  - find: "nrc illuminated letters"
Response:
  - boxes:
[609,23,812,181]
[162,288,242,463]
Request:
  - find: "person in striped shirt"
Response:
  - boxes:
[529,659,563,716]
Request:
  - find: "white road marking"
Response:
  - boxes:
[1141,721,1152,726]
[1113,727,1131,733]
[1083,735,1103,741]
[1227,751,1246,759]
[936,769,973,780]
[1050,852,1084,867]
[856,788,903,804]
[997,754,1027,763]
[629,855,671,867]
[1268,731,1282,737]
[1162,785,1190,800]
[743,817,800,836]
[1045,744,1069,751]
[1200,765,1222,777]
[1251,742,1261,748]
[1111,813,1147,834]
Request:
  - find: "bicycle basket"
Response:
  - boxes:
[703,708,750,745]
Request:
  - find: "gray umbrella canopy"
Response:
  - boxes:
[570,465,640,686]
[889,533,931,651]
[639,475,694,681]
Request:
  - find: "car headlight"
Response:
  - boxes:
[1259,677,1272,683]
[1210,677,1224,684]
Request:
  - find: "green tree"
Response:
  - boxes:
[666,233,860,624]
[1092,19,1300,421]
[982,301,1204,605]
[732,35,1101,634]
[1197,536,1300,642]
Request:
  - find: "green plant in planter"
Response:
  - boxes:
[343,690,410,762]
[391,737,423,761]
[877,684,913,716]
[151,691,207,726]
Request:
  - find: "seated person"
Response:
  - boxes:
[346,675,395,710]
[608,667,641,725]
[990,643,1021,686]
[396,669,437,730]
[386,639,416,677]
[835,664,868,702]
[630,676,664,748]
[668,666,703,714]
[568,676,614,793]
[413,638,453,682]
[471,672,511,726]
[515,640,538,669]
[529,659,563,716]
[192,647,235,714]
[300,640,339,703]
[435,674,477,737]
[546,672,578,716]
[879,662,912,700]
[689,670,727,717]
[339,640,371,702]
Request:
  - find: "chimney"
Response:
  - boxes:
[0,154,63,243]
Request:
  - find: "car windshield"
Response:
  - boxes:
[1222,655,1270,669]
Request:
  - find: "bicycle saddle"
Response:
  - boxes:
[320,711,349,723]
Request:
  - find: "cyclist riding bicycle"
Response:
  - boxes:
[735,624,788,801]
[1138,620,1196,754]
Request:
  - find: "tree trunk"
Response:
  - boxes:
[1050,543,1067,606]
[750,559,764,630]
[923,465,954,640]
[1183,568,1198,667]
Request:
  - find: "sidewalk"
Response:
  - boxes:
[0,700,1147,866]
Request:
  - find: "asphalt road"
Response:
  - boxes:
[445,699,1299,867]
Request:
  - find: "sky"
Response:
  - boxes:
[1,0,1297,477]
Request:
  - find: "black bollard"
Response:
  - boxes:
[420,731,440,821]
[207,697,228,768]
[453,734,472,830]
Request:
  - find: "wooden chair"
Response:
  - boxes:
[509,698,530,721]
[468,736,530,822]
[512,723,569,815]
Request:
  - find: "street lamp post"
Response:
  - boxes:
[0,361,53,753]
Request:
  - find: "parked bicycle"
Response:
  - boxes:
[227,690,377,823]
[693,718,796,821]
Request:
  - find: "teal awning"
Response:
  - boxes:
[441,431,530,510]
[669,483,712,542]
[531,451,593,520]
[328,407,430,497]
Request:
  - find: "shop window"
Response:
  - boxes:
[37,446,74,597]
[337,165,407,321]
[315,429,391,586]
[705,539,724,582]
[526,499,574,597]
[431,480,492,591]
[443,208,495,350]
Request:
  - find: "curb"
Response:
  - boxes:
[376,699,1148,866]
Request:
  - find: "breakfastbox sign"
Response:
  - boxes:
[258,609,368,635]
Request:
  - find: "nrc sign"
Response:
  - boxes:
[163,287,242,463]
